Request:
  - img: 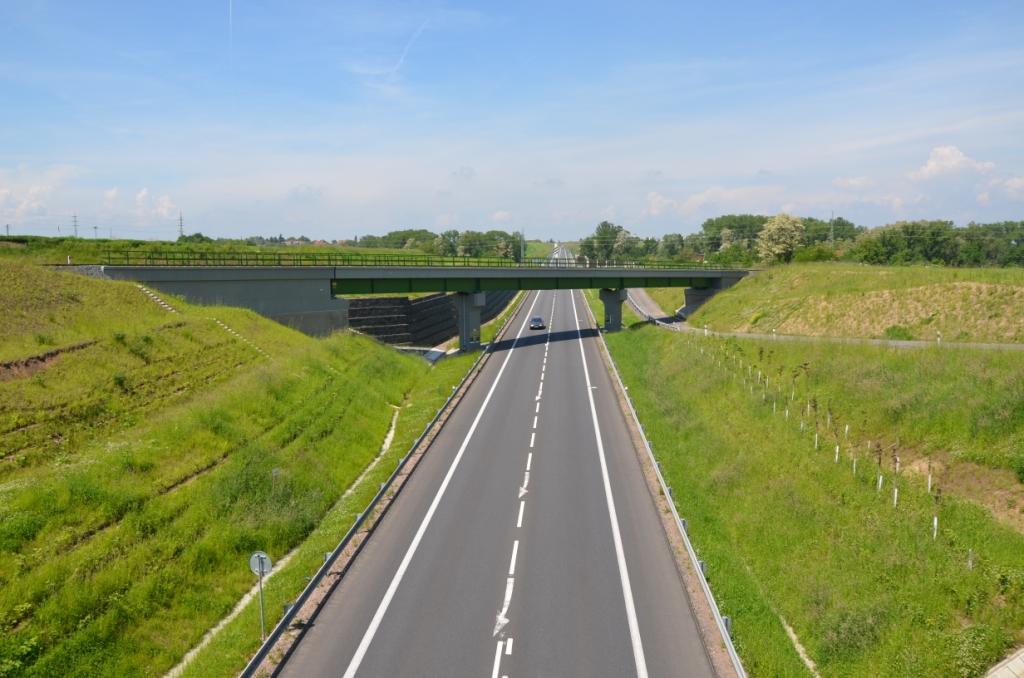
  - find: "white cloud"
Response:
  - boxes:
[0,164,77,223]
[909,145,995,181]
[832,176,875,190]
[643,191,678,217]
[154,195,176,219]
[103,187,119,206]
[677,185,784,215]
[491,210,512,223]
[132,187,176,220]
[1003,176,1024,200]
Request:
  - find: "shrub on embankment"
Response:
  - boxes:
[602,323,1024,676]
[687,263,1024,343]
[0,261,471,676]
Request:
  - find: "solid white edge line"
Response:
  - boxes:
[569,289,649,678]
[491,640,504,678]
[340,291,542,678]
[509,540,519,576]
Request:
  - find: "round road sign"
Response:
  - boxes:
[249,551,273,576]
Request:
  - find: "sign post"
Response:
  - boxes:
[249,551,273,641]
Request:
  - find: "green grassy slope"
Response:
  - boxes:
[689,263,1024,343]
[525,240,554,258]
[0,262,473,676]
[644,287,686,315]
[602,324,1024,676]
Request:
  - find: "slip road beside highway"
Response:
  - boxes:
[281,248,714,677]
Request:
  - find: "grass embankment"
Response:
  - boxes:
[525,240,554,258]
[598,321,1024,676]
[688,263,1024,343]
[644,287,686,316]
[0,236,409,265]
[0,261,474,676]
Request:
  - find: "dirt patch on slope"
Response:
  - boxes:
[0,340,98,381]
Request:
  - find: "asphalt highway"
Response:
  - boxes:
[281,248,714,677]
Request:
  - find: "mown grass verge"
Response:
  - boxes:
[601,323,1024,676]
[688,263,1024,343]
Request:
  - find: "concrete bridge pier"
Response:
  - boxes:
[599,288,627,331]
[455,291,486,351]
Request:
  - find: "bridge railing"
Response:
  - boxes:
[102,249,747,270]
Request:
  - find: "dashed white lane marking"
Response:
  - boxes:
[508,540,520,576]
[516,500,525,528]
[532,415,538,429]
[569,289,650,678]
[494,577,515,636]
[522,470,530,490]
[529,432,535,448]
[491,640,505,678]
[505,638,514,655]
[341,292,542,678]
[526,452,532,471]
[535,402,540,414]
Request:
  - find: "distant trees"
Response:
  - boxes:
[847,220,1024,266]
[176,232,214,244]
[353,227,523,260]
[757,214,806,263]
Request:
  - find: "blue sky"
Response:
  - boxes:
[1,1,1023,240]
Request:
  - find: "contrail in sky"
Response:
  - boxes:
[390,18,429,78]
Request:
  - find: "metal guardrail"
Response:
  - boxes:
[102,248,747,271]
[238,291,530,677]
[585,294,748,677]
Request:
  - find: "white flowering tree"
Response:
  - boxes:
[757,213,805,263]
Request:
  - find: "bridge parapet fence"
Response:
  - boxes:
[102,249,746,271]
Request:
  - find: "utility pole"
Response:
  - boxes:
[93,224,98,239]
[4,224,8,237]
[72,213,79,238]
[178,211,184,238]
[520,229,525,262]
[829,210,835,245]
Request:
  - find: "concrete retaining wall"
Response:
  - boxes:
[348,290,516,347]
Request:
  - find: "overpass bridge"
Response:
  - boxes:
[101,250,749,350]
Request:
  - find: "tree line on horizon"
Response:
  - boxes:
[576,215,1024,267]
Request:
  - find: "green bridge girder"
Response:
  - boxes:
[332,275,713,295]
